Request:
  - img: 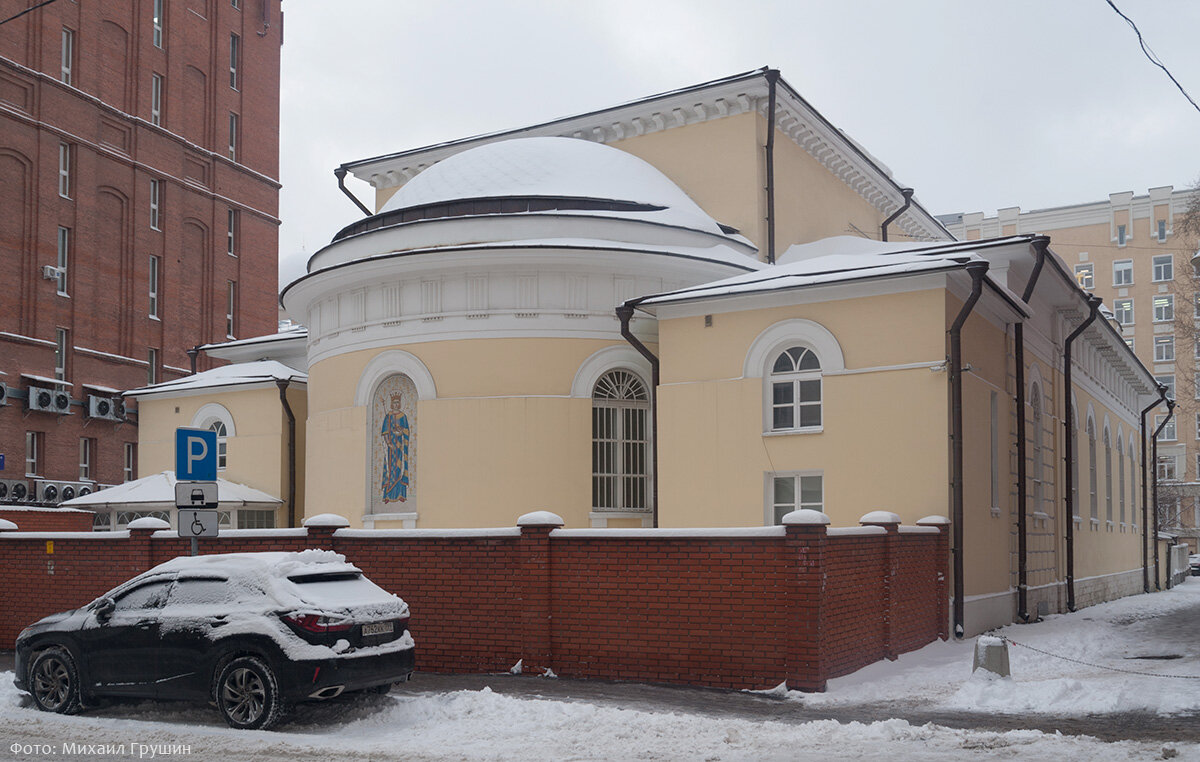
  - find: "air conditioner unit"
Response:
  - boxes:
[57,481,93,502]
[35,480,61,503]
[41,265,64,281]
[0,381,8,406]
[26,385,56,412]
[87,395,122,421]
[53,390,71,413]
[0,479,30,502]
[9,480,29,501]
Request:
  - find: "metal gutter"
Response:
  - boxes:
[1014,236,1048,622]
[1151,400,1176,591]
[1063,295,1102,612]
[276,379,297,528]
[335,167,373,217]
[764,69,779,265]
[1140,385,1168,592]
[615,305,660,528]
[880,188,913,242]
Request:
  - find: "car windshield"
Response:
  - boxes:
[286,572,398,608]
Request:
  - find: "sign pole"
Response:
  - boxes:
[191,537,199,557]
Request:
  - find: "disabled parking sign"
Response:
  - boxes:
[175,428,217,482]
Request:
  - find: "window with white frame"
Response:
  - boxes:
[226,280,236,338]
[209,420,228,470]
[229,34,240,89]
[1153,254,1174,282]
[151,73,163,126]
[1113,298,1133,325]
[228,112,238,161]
[55,327,67,381]
[1104,429,1113,523]
[152,0,163,47]
[1088,418,1098,521]
[1158,455,1177,481]
[149,255,160,318]
[61,27,74,85]
[592,370,650,511]
[1117,224,1127,246]
[1154,336,1174,363]
[149,178,161,230]
[1113,260,1133,286]
[769,346,822,431]
[770,472,823,524]
[1156,414,1177,442]
[1124,337,1134,351]
[56,226,69,296]
[1156,374,1175,400]
[1154,295,1174,322]
[79,437,92,481]
[1158,219,1168,242]
[147,348,158,385]
[238,510,276,529]
[124,442,137,482]
[25,431,42,477]
[226,208,238,256]
[1075,263,1094,289]
[58,143,71,198]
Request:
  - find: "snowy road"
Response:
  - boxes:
[6,580,1200,760]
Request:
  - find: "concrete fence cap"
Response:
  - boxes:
[916,515,952,526]
[0,519,17,531]
[781,509,830,526]
[303,513,351,528]
[859,511,901,525]
[517,511,565,527]
[128,517,171,530]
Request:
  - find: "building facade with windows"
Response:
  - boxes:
[941,188,1200,551]
[0,0,282,509]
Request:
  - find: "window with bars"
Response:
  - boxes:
[769,346,822,431]
[591,370,649,512]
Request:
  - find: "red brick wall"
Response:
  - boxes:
[0,508,93,532]
[0,517,949,691]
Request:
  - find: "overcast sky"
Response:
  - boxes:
[276,0,1200,289]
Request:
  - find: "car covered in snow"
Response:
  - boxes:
[15,550,414,729]
[1190,553,1200,576]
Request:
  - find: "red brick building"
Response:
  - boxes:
[0,0,282,507]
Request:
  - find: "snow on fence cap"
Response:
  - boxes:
[781,509,830,526]
[0,519,17,531]
[127,517,170,530]
[859,511,901,525]
[303,513,351,528]
[517,511,565,527]
[916,515,951,526]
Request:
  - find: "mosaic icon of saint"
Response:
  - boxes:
[380,391,410,502]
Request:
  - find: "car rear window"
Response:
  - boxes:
[285,572,398,608]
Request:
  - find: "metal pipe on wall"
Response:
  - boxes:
[1062,295,1102,613]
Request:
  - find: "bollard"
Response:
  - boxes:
[972,635,1011,677]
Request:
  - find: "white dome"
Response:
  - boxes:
[379,137,726,235]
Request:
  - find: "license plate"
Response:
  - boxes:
[362,621,394,637]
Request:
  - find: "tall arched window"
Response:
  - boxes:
[1088,418,1098,522]
[209,420,227,470]
[592,370,650,511]
[1104,427,1113,523]
[769,346,821,431]
[1130,437,1138,526]
[1030,384,1043,512]
[1118,437,1126,525]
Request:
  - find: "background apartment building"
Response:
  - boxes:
[0,0,282,510]
[941,186,1200,549]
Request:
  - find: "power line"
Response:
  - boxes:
[1105,0,1200,116]
[0,0,59,27]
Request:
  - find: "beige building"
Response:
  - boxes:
[942,189,1199,550]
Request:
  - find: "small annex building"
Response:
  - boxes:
[131,68,1163,636]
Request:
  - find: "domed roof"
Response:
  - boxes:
[379,137,726,235]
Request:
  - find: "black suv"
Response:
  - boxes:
[15,551,415,729]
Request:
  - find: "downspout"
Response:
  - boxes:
[616,305,660,528]
[1063,295,1102,613]
[764,68,779,265]
[950,260,988,638]
[880,188,914,243]
[1014,237,1048,623]
[1140,385,1168,593]
[275,378,297,528]
[1151,399,1176,591]
[187,345,202,375]
[335,166,373,217]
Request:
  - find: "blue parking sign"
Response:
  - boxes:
[175,428,218,481]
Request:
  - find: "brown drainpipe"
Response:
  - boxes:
[1140,385,1168,592]
[764,68,779,265]
[616,305,660,528]
[950,261,988,638]
[1063,295,1102,612]
[1014,237,1048,622]
[335,166,373,217]
[880,188,914,243]
[1150,399,1176,591]
[275,378,297,528]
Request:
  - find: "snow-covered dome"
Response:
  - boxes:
[375,137,728,237]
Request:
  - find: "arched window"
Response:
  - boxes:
[1030,384,1043,512]
[1088,418,1098,522]
[1104,427,1113,523]
[1071,402,1080,518]
[592,370,650,511]
[1118,436,1126,525]
[1130,436,1138,526]
[769,346,821,431]
[209,421,227,470]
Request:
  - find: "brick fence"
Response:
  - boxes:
[0,510,948,691]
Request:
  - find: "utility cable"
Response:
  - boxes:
[0,0,59,27]
[1104,0,1199,116]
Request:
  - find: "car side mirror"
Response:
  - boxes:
[94,597,115,622]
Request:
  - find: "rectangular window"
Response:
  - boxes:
[1117,224,1127,246]
[1074,263,1094,289]
[1113,298,1133,325]
[25,431,42,477]
[1158,455,1177,481]
[148,348,158,385]
[55,327,67,381]
[226,208,238,256]
[1154,295,1174,322]
[1113,260,1133,286]
[1156,414,1177,442]
[1158,219,1168,242]
[58,143,71,198]
[124,442,137,482]
[226,280,236,338]
[770,472,823,524]
[153,0,163,47]
[237,510,277,529]
[1124,337,1135,351]
[228,112,238,161]
[1153,254,1174,282]
[56,226,69,295]
[1155,374,1175,400]
[151,73,163,126]
[78,438,92,480]
[232,0,241,8]
[229,34,240,89]
[61,27,74,85]
[1154,337,1175,364]
[148,255,160,318]
[149,178,161,230]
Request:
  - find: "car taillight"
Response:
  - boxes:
[283,613,352,633]
[398,616,410,633]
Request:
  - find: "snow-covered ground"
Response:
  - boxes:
[5,581,1200,761]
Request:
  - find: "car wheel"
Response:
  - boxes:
[215,656,282,730]
[29,647,82,715]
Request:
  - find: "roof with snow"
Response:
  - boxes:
[125,360,306,399]
[59,471,282,509]
[199,326,307,353]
